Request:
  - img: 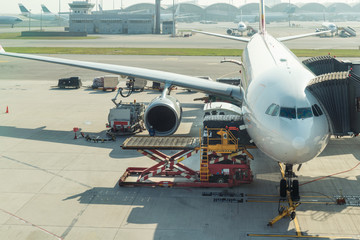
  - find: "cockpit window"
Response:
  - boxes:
[312,104,323,117]
[297,107,313,119]
[280,107,296,119]
[265,103,280,116]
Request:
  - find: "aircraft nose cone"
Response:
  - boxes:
[292,137,305,150]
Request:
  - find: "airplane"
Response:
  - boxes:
[18,3,59,21]
[227,11,247,36]
[315,22,337,36]
[41,4,69,20]
[1,0,332,206]
[0,16,22,28]
[227,21,247,36]
[322,22,337,33]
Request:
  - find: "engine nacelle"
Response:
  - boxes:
[226,28,233,35]
[144,95,182,136]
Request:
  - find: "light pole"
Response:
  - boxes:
[28,10,31,31]
[288,0,291,27]
[172,0,175,37]
[59,0,61,26]
[40,8,43,31]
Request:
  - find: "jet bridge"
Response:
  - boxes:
[304,56,360,136]
[302,55,351,76]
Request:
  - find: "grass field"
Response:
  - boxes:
[3,47,360,57]
[0,32,98,40]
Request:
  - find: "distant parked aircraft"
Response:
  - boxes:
[0,16,22,28]
[227,22,247,36]
[41,4,69,20]
[18,3,59,21]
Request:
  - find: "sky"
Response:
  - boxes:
[1,0,358,14]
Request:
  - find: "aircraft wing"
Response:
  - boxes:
[277,30,332,42]
[0,46,242,101]
[192,30,250,43]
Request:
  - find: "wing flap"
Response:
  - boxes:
[0,50,242,101]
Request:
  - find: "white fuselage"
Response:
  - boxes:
[0,16,22,26]
[242,33,330,165]
[322,22,337,33]
[21,13,59,21]
[237,22,247,32]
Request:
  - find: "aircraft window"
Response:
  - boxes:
[297,107,313,119]
[312,104,323,117]
[265,103,280,116]
[280,107,296,119]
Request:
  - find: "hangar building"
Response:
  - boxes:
[69,1,154,34]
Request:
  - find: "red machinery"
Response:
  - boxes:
[119,128,255,187]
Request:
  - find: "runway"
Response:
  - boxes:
[1,26,360,240]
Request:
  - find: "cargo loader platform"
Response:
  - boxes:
[119,129,254,188]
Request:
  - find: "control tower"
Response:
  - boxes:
[69,0,94,14]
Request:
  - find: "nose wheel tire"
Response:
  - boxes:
[291,180,300,202]
[280,179,287,198]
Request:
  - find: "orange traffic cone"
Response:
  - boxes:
[5,106,9,114]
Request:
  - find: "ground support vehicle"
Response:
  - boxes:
[119,128,254,187]
[92,75,119,91]
[58,77,82,89]
[106,89,145,135]
[126,77,147,92]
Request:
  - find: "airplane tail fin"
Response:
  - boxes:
[259,0,266,34]
[0,45,5,53]
[175,4,180,16]
[41,4,51,13]
[18,3,29,14]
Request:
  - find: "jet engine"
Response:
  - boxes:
[226,29,233,35]
[144,95,182,136]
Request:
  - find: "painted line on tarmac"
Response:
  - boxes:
[247,233,354,239]
[0,208,63,240]
[2,155,92,188]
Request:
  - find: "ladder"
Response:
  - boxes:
[199,127,239,182]
[200,147,209,182]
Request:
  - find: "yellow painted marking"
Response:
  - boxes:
[0,60,9,63]
[163,57,178,61]
[247,194,277,197]
[301,195,329,198]
[247,234,354,239]
[247,200,278,203]
[300,201,335,204]
[248,200,334,205]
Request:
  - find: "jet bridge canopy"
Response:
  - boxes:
[305,57,360,136]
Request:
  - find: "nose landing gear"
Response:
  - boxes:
[268,164,301,226]
[280,164,300,201]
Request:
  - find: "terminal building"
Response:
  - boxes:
[68,1,154,34]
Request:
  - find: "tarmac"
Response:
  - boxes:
[1,22,360,240]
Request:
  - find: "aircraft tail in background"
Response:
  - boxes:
[18,3,30,15]
[41,4,52,13]
[259,0,266,34]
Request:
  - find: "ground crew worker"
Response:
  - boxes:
[149,125,155,136]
